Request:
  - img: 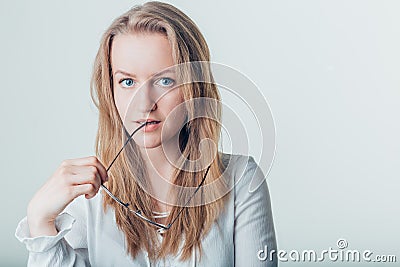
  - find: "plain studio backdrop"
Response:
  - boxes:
[1,1,399,266]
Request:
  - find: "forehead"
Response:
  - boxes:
[110,32,174,77]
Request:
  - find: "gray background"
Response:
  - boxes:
[1,0,399,266]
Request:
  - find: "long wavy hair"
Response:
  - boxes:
[89,1,230,263]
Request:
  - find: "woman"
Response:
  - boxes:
[16,1,277,266]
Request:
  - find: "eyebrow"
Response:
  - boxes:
[113,68,175,78]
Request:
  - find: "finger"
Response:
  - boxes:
[72,183,99,199]
[68,156,108,183]
[64,166,101,187]
[64,156,108,183]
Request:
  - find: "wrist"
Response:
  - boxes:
[27,216,58,237]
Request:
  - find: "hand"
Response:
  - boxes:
[27,156,108,237]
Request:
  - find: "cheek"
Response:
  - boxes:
[161,91,186,126]
[113,89,129,121]
[164,90,185,116]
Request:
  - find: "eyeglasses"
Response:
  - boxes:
[101,122,211,234]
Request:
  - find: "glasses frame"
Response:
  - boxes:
[100,122,211,233]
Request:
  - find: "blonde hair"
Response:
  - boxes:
[90,1,230,262]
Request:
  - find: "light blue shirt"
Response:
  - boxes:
[15,153,277,266]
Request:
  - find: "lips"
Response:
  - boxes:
[134,119,162,133]
[135,119,161,125]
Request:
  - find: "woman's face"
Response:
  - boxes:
[111,32,186,149]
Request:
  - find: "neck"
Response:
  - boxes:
[139,139,180,180]
[138,139,180,210]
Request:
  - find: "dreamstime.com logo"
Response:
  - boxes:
[257,238,397,263]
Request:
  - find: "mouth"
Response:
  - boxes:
[135,119,161,125]
[134,119,162,133]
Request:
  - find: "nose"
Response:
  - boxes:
[133,81,158,113]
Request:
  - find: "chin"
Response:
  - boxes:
[140,143,162,149]
[133,137,162,149]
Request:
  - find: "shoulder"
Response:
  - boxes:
[220,152,272,210]
[220,152,266,194]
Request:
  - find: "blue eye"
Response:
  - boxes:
[119,78,136,88]
[156,77,175,87]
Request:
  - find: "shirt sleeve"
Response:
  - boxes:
[15,196,90,266]
[234,155,278,267]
